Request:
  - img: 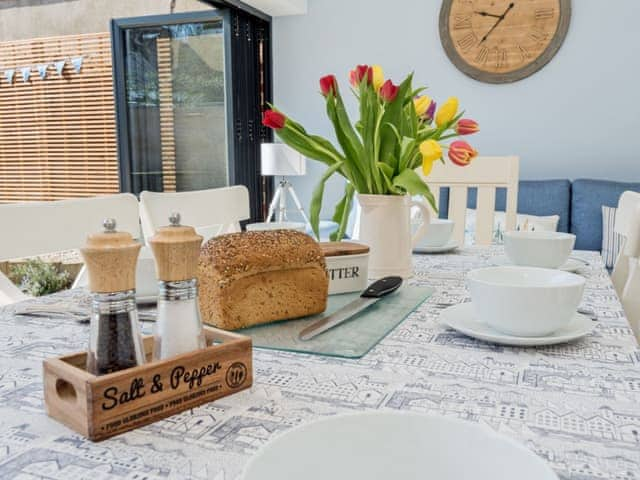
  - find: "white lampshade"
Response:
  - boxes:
[261,143,306,176]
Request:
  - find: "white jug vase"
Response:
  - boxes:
[353,194,430,279]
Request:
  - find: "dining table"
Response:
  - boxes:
[0,245,639,480]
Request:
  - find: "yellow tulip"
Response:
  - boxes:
[435,96,459,127]
[420,140,442,175]
[413,95,432,117]
[422,158,436,176]
[371,65,384,91]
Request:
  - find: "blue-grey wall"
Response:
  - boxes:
[272,0,640,218]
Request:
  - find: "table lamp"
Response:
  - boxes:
[261,143,309,224]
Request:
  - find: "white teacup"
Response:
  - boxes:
[246,221,306,232]
[467,266,585,337]
[504,231,575,269]
[413,219,455,248]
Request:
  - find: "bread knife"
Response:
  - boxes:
[298,276,403,341]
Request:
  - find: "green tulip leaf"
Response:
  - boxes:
[310,161,344,240]
[392,168,437,212]
[383,122,402,145]
[330,182,355,241]
[408,86,427,98]
[377,162,401,194]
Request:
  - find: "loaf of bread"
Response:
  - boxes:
[198,230,328,330]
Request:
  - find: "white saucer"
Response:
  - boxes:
[439,302,593,346]
[413,240,459,254]
[490,255,584,273]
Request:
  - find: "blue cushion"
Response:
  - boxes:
[438,180,571,233]
[571,179,640,251]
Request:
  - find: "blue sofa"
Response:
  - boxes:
[439,179,640,251]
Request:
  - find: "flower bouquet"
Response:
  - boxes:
[262,64,479,241]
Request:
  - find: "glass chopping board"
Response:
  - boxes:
[237,285,433,359]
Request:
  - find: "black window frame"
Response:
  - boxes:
[110,3,273,222]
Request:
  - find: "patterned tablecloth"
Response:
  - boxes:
[1,246,639,480]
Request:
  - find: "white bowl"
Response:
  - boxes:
[413,219,454,248]
[504,231,575,268]
[467,266,585,337]
[242,412,558,480]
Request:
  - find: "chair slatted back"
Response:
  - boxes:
[0,194,141,305]
[418,156,520,246]
[139,186,251,242]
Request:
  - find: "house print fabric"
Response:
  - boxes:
[0,246,638,479]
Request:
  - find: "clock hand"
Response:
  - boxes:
[474,10,502,18]
[479,2,515,44]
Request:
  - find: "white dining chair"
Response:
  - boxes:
[610,191,640,340]
[139,186,251,242]
[417,156,520,246]
[0,194,141,306]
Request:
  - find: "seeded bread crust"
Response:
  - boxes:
[198,230,328,330]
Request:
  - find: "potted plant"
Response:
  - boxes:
[262,64,479,277]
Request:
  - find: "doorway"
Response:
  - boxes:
[111,9,272,221]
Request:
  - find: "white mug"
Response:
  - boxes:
[413,219,455,248]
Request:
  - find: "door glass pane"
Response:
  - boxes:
[122,18,227,193]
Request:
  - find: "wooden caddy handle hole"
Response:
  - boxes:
[55,378,77,403]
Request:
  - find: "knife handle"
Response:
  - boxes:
[360,276,403,298]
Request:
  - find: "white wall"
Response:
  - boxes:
[272,0,640,218]
[0,0,210,42]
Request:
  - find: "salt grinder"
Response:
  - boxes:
[81,218,145,376]
[149,212,205,360]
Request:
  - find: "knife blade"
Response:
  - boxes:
[298,276,403,341]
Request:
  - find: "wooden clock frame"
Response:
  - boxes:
[439,0,571,84]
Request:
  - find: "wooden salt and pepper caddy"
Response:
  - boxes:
[43,220,253,441]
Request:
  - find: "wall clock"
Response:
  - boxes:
[439,0,571,83]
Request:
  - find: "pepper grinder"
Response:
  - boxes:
[81,218,145,376]
[149,212,205,360]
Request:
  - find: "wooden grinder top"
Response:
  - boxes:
[80,218,142,293]
[149,212,203,282]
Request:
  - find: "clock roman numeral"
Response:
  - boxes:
[457,32,477,52]
[496,48,508,69]
[528,26,548,42]
[516,44,530,63]
[475,46,489,65]
[453,14,472,30]
[535,7,555,20]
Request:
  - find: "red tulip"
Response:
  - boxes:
[448,140,477,166]
[349,64,372,87]
[379,79,399,102]
[456,118,480,135]
[319,74,338,97]
[262,109,286,129]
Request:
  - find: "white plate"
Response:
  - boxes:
[242,412,558,480]
[440,302,593,346]
[413,240,459,254]
[491,255,584,273]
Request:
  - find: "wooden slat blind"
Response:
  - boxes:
[157,37,177,192]
[0,32,119,202]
